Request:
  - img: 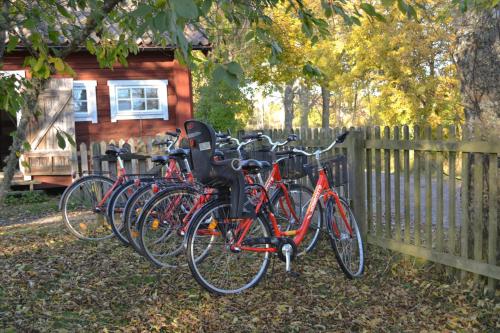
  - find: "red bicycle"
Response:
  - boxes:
[185,131,364,294]
[59,131,180,240]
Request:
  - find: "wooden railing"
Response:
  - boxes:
[73,126,499,295]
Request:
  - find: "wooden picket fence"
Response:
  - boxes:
[75,137,168,178]
[73,125,499,295]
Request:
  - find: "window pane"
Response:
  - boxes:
[74,101,88,113]
[117,88,130,98]
[132,99,145,111]
[146,99,159,110]
[132,88,145,98]
[118,100,131,111]
[73,88,87,101]
[145,88,158,98]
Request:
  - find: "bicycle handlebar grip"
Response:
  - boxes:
[275,150,294,156]
[242,133,262,140]
[336,131,349,143]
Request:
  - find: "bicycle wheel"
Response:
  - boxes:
[61,175,115,240]
[107,178,153,245]
[137,185,201,268]
[326,196,364,278]
[186,199,271,295]
[270,183,323,255]
[123,180,177,253]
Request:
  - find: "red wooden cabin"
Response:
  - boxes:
[1,30,209,186]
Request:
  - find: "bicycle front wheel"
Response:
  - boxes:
[326,196,364,278]
[61,175,115,240]
[186,200,271,295]
[138,185,200,268]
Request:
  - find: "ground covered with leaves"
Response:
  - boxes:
[0,197,498,332]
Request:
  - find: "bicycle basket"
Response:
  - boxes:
[304,155,348,187]
[278,151,308,180]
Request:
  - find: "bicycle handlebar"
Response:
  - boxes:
[292,131,350,158]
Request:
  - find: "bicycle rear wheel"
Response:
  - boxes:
[326,196,364,278]
[186,199,271,295]
[61,175,115,240]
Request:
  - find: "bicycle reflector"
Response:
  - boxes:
[151,183,159,193]
[152,219,160,230]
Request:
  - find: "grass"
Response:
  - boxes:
[0,203,498,332]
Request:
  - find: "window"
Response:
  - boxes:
[73,80,97,123]
[107,80,168,122]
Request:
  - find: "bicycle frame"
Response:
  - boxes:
[234,167,352,253]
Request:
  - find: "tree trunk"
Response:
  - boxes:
[298,84,310,129]
[0,80,43,202]
[454,7,500,288]
[283,83,295,128]
[454,8,500,138]
[321,86,330,129]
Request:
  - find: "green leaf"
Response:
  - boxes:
[21,160,31,170]
[153,12,168,31]
[48,30,59,43]
[50,57,65,72]
[351,16,361,25]
[226,62,243,78]
[171,0,198,19]
[62,131,76,147]
[360,3,377,16]
[133,4,152,17]
[6,36,19,52]
[22,141,31,152]
[200,0,213,15]
[56,3,72,19]
[212,65,226,83]
[33,56,45,73]
[56,131,66,149]
[381,0,395,6]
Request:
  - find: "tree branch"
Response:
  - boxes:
[59,0,123,58]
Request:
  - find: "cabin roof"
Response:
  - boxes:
[6,4,211,51]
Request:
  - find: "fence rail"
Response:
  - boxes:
[73,125,499,295]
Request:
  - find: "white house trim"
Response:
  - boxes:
[107,79,169,122]
[73,80,98,123]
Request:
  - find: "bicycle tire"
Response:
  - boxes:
[60,175,115,240]
[106,178,155,245]
[137,184,202,268]
[326,196,364,278]
[186,199,272,295]
[123,180,178,254]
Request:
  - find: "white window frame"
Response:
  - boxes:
[73,80,98,123]
[107,80,169,122]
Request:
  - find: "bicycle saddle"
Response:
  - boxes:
[151,155,169,164]
[240,159,271,174]
[105,145,128,156]
[185,120,250,218]
[168,148,190,159]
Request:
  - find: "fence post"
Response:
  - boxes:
[347,130,367,242]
